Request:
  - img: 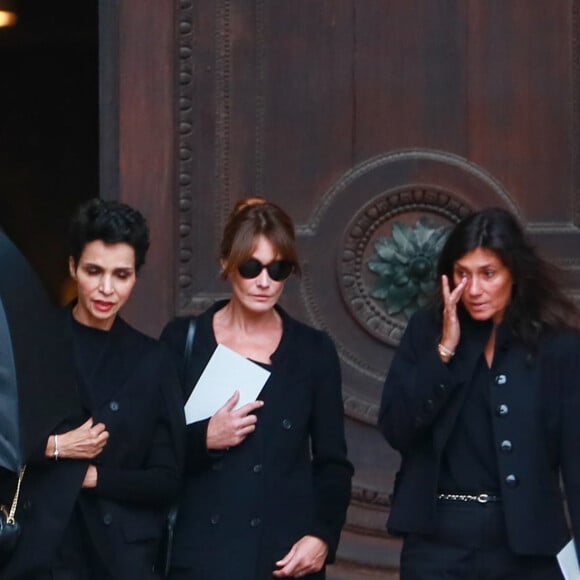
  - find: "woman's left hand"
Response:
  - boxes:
[273,535,328,577]
[82,464,98,488]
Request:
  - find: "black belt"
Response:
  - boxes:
[437,493,501,504]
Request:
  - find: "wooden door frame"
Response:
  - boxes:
[98,0,177,337]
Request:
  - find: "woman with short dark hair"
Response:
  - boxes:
[379,207,580,578]
[1,199,184,579]
[161,197,353,579]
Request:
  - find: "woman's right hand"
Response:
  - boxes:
[46,418,109,460]
[440,274,467,355]
[206,391,264,450]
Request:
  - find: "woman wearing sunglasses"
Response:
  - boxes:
[160,198,353,579]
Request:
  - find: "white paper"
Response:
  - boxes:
[558,539,580,580]
[184,344,271,424]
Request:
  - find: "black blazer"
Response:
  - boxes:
[160,301,353,579]
[378,307,580,558]
[0,313,185,579]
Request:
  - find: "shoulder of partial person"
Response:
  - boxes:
[406,305,439,331]
[117,316,176,361]
[282,310,336,350]
[539,324,580,356]
[160,315,195,340]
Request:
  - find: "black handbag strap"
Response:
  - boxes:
[183,317,197,384]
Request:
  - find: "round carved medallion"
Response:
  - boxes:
[339,188,472,346]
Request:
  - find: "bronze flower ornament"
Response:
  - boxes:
[368,219,450,317]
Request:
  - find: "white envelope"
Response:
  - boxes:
[558,539,580,580]
[184,344,271,424]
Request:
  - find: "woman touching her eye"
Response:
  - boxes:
[160,197,353,579]
[1,199,184,579]
[379,207,580,579]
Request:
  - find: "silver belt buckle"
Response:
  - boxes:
[477,493,490,504]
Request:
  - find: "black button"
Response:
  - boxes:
[496,404,509,416]
[438,384,447,393]
[414,416,424,427]
[212,461,223,472]
[495,374,507,385]
[505,474,519,488]
[424,399,434,410]
[282,419,292,430]
[103,513,113,525]
[210,514,220,525]
[22,500,31,512]
[250,517,261,527]
[500,440,513,453]
[109,400,120,412]
[253,464,263,473]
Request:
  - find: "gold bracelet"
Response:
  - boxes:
[437,343,455,360]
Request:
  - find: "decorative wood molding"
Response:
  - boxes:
[350,484,391,509]
[300,149,517,236]
[255,0,266,197]
[177,0,195,309]
[214,0,232,229]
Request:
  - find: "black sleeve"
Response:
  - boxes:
[377,309,461,452]
[95,352,185,505]
[559,331,580,565]
[308,332,354,562]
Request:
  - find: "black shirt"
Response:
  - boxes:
[70,315,112,410]
[438,353,502,495]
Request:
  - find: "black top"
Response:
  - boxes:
[70,316,111,410]
[438,354,501,494]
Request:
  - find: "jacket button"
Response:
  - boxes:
[496,404,509,416]
[109,400,120,412]
[22,500,32,512]
[250,517,261,527]
[103,513,113,525]
[505,474,519,488]
[424,399,434,410]
[253,464,263,473]
[495,374,507,385]
[282,419,292,430]
[212,461,223,472]
[500,440,513,453]
[210,514,220,525]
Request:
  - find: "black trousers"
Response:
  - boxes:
[400,501,564,579]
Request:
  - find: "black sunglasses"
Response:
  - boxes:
[237,258,294,281]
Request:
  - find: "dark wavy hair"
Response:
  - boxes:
[220,197,301,278]
[69,199,150,272]
[436,207,579,346]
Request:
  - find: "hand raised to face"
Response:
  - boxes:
[439,274,468,360]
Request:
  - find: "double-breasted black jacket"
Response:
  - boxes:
[0,312,185,579]
[160,300,353,579]
[378,306,580,559]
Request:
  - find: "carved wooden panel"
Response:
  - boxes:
[110,0,580,575]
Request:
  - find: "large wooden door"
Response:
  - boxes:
[111,1,580,576]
